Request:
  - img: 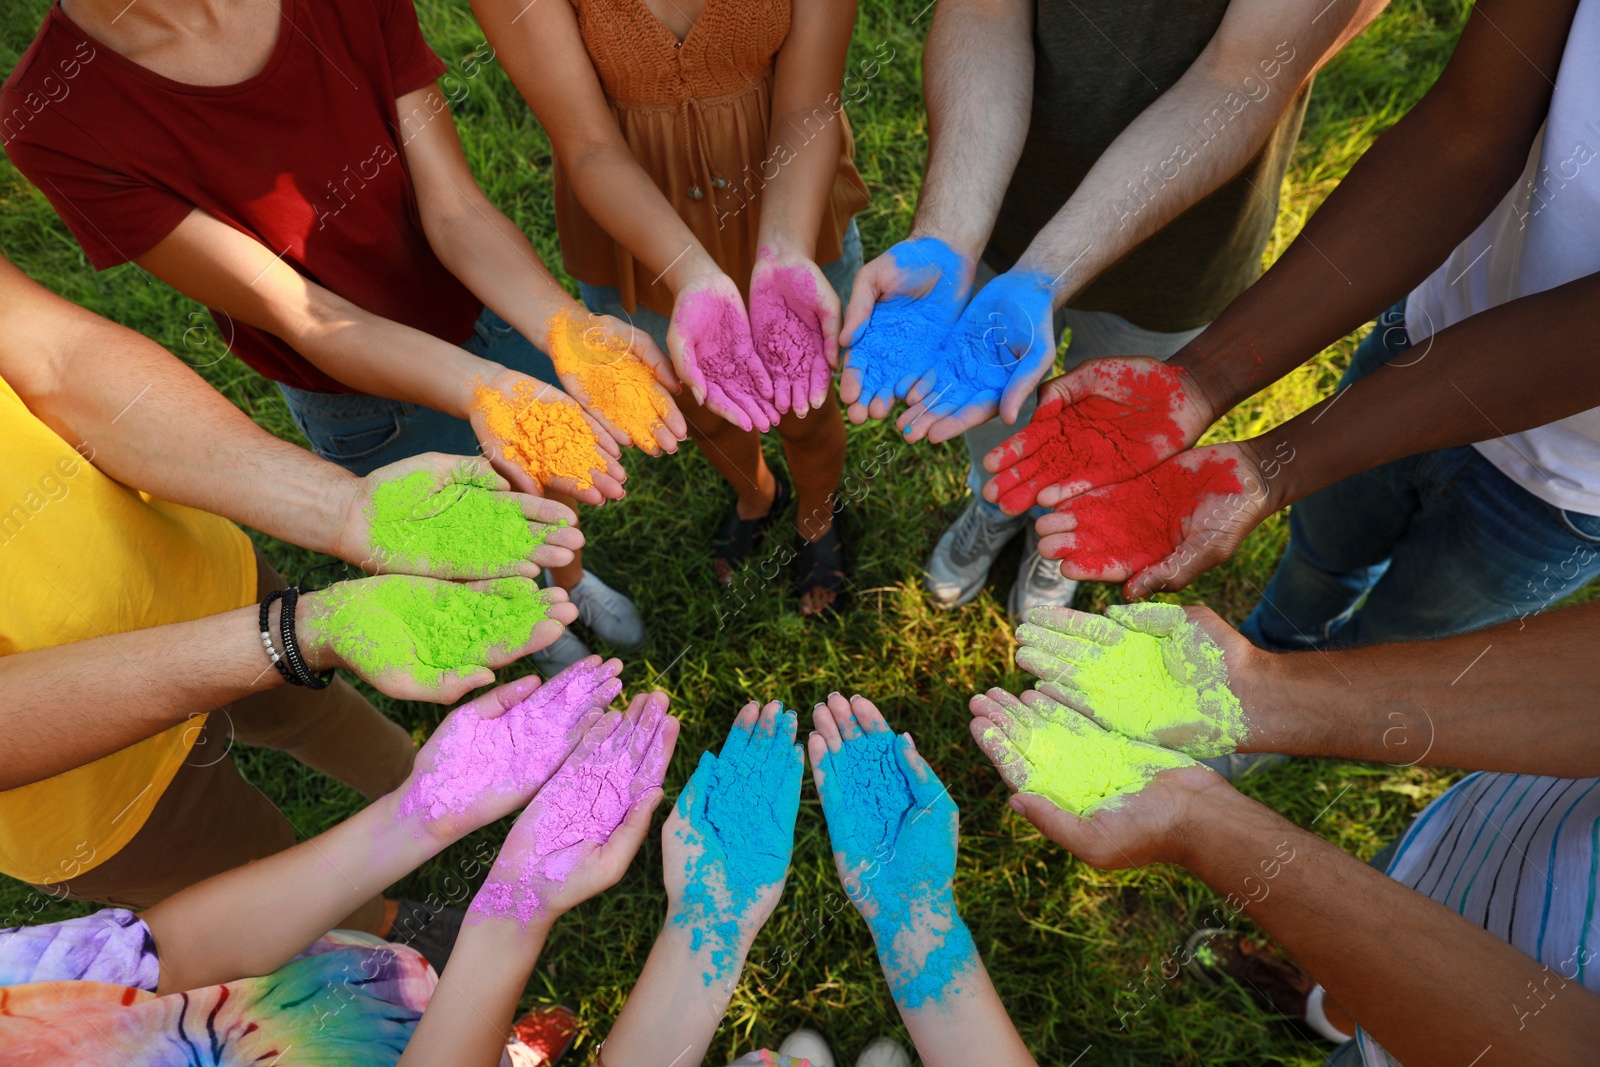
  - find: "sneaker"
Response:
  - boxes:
[776,1027,837,1067]
[530,627,591,675]
[923,500,1029,609]
[1198,752,1290,781]
[855,1037,912,1067]
[1007,525,1080,622]
[390,897,465,975]
[569,570,647,649]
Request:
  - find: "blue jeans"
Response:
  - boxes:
[277,307,558,475]
[577,219,863,357]
[1241,300,1600,650]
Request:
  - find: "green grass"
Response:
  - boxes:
[0,1,1580,1063]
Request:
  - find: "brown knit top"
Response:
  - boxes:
[555,0,870,316]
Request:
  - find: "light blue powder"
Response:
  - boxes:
[817,728,978,1009]
[844,238,968,407]
[915,269,1056,420]
[674,706,803,986]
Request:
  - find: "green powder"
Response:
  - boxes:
[1015,603,1247,757]
[312,577,552,689]
[988,702,1196,816]
[367,470,546,577]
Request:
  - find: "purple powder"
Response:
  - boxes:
[677,289,778,431]
[749,260,829,413]
[398,658,623,823]
[469,696,674,928]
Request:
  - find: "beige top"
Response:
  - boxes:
[556,0,871,316]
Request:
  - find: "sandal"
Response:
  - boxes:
[795,519,849,618]
[711,469,792,584]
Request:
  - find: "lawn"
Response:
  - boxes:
[0,1,1553,1063]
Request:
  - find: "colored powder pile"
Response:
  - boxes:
[673,707,803,985]
[749,262,826,396]
[398,658,623,822]
[470,700,671,928]
[470,380,604,491]
[1016,604,1247,757]
[313,577,552,690]
[367,468,546,577]
[992,363,1191,514]
[818,730,977,1008]
[546,307,670,447]
[675,289,775,423]
[845,237,967,403]
[917,271,1056,416]
[1056,454,1243,575]
[988,702,1196,816]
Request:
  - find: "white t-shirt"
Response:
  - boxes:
[1405,0,1600,516]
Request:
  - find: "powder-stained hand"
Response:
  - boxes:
[669,275,780,433]
[469,692,677,930]
[546,307,688,456]
[470,371,628,505]
[838,237,971,424]
[809,693,977,1009]
[749,244,838,417]
[981,359,1214,515]
[1015,603,1252,757]
[667,700,803,986]
[898,269,1058,444]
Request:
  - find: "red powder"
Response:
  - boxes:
[991,363,1190,514]
[1052,453,1243,576]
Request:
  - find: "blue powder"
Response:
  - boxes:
[674,706,803,986]
[817,728,978,1009]
[844,238,969,407]
[915,270,1056,419]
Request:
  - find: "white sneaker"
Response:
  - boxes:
[776,1027,837,1067]
[854,1037,911,1067]
[568,570,646,649]
[1007,525,1079,622]
[923,499,1029,609]
[529,627,590,676]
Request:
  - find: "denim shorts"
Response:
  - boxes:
[277,307,557,476]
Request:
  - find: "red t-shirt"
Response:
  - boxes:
[1,0,482,394]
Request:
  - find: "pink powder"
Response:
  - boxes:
[398,658,623,823]
[677,289,777,431]
[749,260,828,412]
[469,695,675,927]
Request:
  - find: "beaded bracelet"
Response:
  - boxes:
[259,587,332,689]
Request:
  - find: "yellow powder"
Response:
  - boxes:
[989,704,1196,816]
[547,308,668,448]
[471,379,603,491]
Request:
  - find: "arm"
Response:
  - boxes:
[810,695,1036,1067]
[399,695,676,1067]
[1172,0,1581,415]
[600,701,803,1066]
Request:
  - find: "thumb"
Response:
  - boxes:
[895,733,951,811]
[839,263,886,348]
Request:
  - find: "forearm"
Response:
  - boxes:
[599,920,745,1066]
[1178,786,1600,1065]
[1171,0,1574,414]
[1245,272,1600,512]
[143,791,442,993]
[399,918,549,1067]
[564,145,721,293]
[757,106,845,258]
[1248,602,1600,776]
[913,0,1033,261]
[890,946,1036,1067]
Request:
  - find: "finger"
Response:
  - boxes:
[425,667,495,704]
[896,404,939,444]
[473,673,545,720]
[720,701,760,764]
[524,617,574,659]
[516,494,579,529]
[969,715,1028,792]
[812,698,844,752]
[705,382,756,433]
[839,365,864,406]
[1009,792,1096,854]
[1024,606,1127,646]
[838,262,885,345]
[848,694,891,735]
[640,704,678,787]
[832,692,864,740]
[904,367,939,407]
[1105,602,1189,638]
[806,730,829,791]
[756,699,784,741]
[926,404,997,445]
[895,733,949,809]
[600,785,663,877]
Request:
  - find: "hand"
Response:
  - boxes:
[809,693,977,1008]
[838,236,973,423]
[546,306,687,456]
[1014,603,1261,757]
[298,575,578,702]
[1036,441,1280,599]
[968,688,1208,860]
[396,655,626,837]
[669,273,779,432]
[897,269,1056,444]
[666,700,803,985]
[333,453,585,579]
[981,358,1216,515]
[468,692,678,930]
[468,368,628,505]
[749,243,838,417]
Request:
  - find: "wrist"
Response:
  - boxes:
[1168,334,1245,422]
[907,214,987,269]
[292,590,340,673]
[1167,777,1267,872]
[666,249,724,296]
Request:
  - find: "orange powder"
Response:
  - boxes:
[471,379,602,491]
[547,308,668,447]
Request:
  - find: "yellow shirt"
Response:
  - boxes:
[0,375,255,885]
